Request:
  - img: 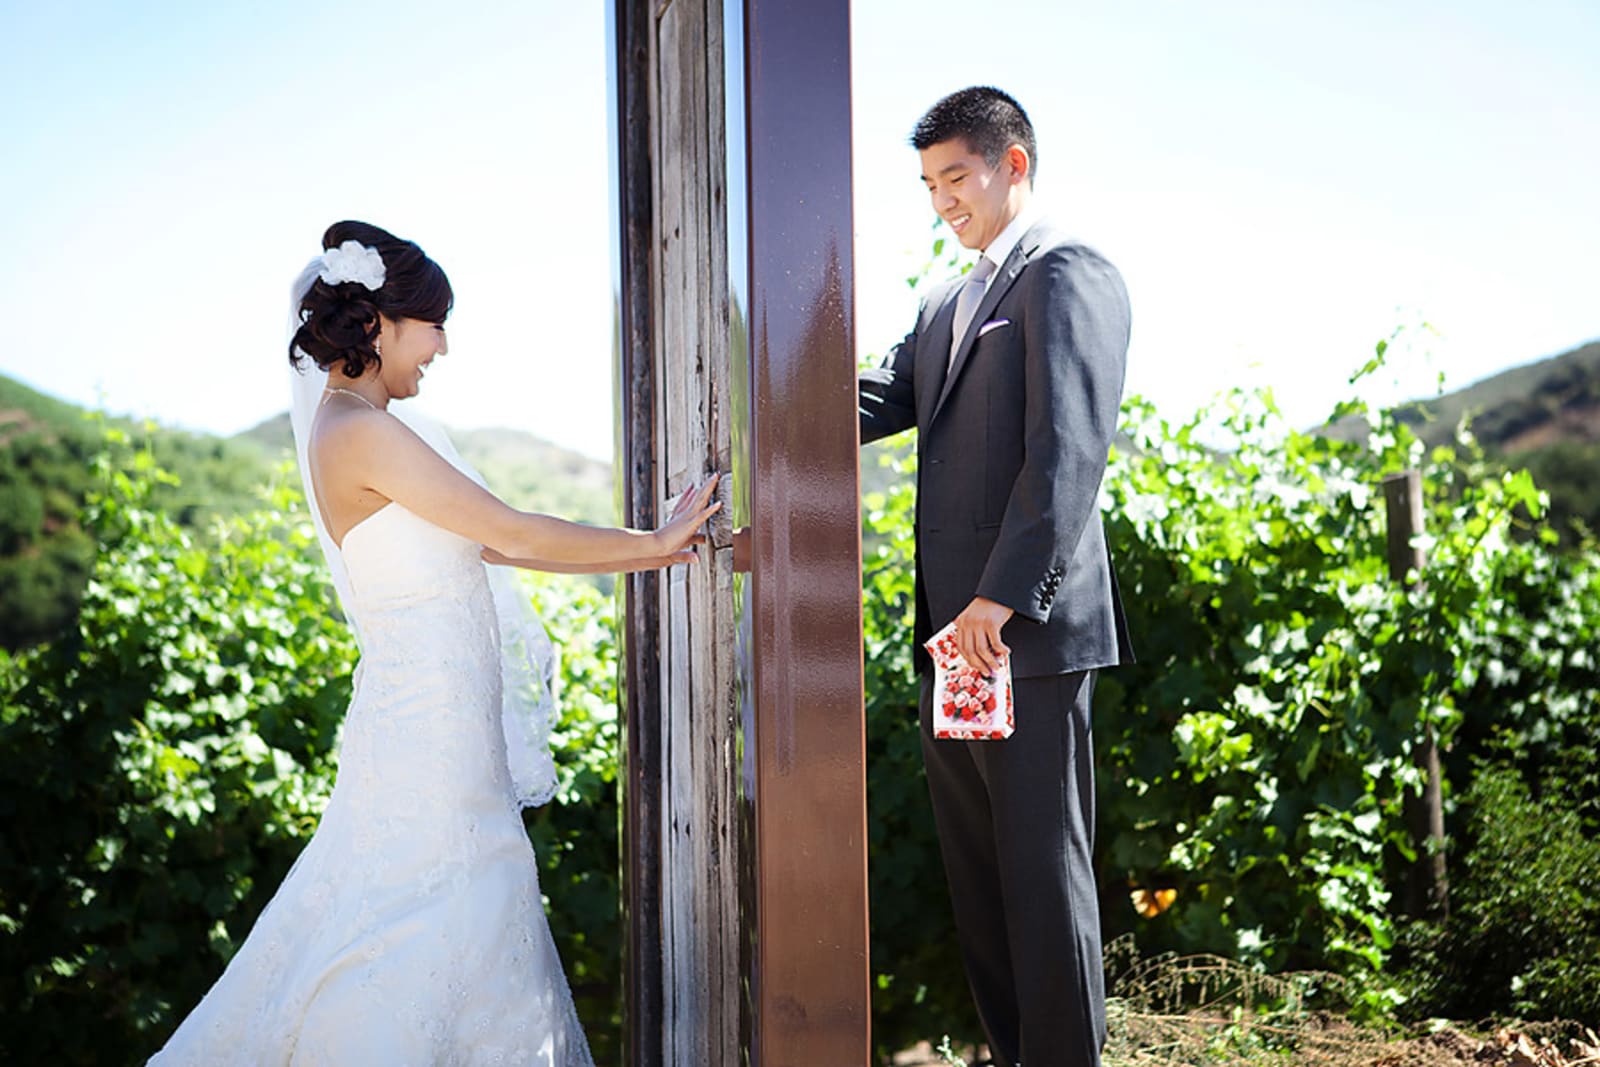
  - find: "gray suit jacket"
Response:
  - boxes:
[860,219,1134,678]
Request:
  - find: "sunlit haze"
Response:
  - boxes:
[2,1,1595,461]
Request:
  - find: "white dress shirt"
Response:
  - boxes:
[974,201,1041,289]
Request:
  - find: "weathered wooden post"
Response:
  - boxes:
[610,0,870,1061]
[612,1,741,1061]
[1382,469,1449,919]
[610,4,666,1055]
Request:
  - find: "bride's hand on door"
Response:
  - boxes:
[654,474,721,555]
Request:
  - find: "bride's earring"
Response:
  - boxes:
[374,335,383,359]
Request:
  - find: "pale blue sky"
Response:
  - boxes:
[2,1,1596,460]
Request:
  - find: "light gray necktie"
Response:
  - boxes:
[949,256,998,370]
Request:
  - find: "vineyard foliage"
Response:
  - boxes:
[860,371,1600,1051]
[1093,386,1599,1003]
[4,361,1600,1062]
[1,434,355,1063]
[0,431,627,1064]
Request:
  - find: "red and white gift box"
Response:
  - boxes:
[924,621,1015,741]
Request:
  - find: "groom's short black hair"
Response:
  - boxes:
[910,87,1038,182]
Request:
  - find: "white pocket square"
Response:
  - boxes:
[976,318,1011,338]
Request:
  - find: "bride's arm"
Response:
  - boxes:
[323,410,718,565]
[483,476,714,572]
[478,545,701,573]
[480,469,712,572]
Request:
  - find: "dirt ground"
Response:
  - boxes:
[892,1020,1600,1067]
[889,943,1599,1066]
[1360,1023,1599,1067]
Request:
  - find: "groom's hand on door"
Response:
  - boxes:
[953,596,1013,675]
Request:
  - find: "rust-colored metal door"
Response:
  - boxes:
[734,0,870,1062]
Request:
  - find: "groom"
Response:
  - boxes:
[859,87,1132,1066]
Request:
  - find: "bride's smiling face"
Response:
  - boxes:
[377,315,448,399]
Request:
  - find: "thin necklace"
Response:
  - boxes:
[323,387,380,410]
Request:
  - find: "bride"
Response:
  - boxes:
[150,221,718,1065]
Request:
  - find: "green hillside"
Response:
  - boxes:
[1392,340,1600,453]
[0,375,614,650]
[0,372,86,428]
[1319,339,1600,453]
[0,374,277,649]
[1322,340,1600,540]
[8,336,1599,651]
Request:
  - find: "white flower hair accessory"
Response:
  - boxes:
[318,240,386,291]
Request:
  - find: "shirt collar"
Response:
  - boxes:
[979,200,1041,274]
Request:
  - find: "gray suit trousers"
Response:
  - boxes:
[919,670,1105,1067]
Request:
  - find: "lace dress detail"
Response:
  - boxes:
[149,503,593,1066]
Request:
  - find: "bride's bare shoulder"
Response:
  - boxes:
[313,404,423,456]
[312,405,480,517]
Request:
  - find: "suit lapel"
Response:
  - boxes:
[930,234,1036,423]
[917,286,960,430]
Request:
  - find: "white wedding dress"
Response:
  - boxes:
[149,488,594,1065]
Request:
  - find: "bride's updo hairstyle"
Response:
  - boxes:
[288,220,454,379]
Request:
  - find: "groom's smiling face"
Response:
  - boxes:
[919,138,1028,252]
